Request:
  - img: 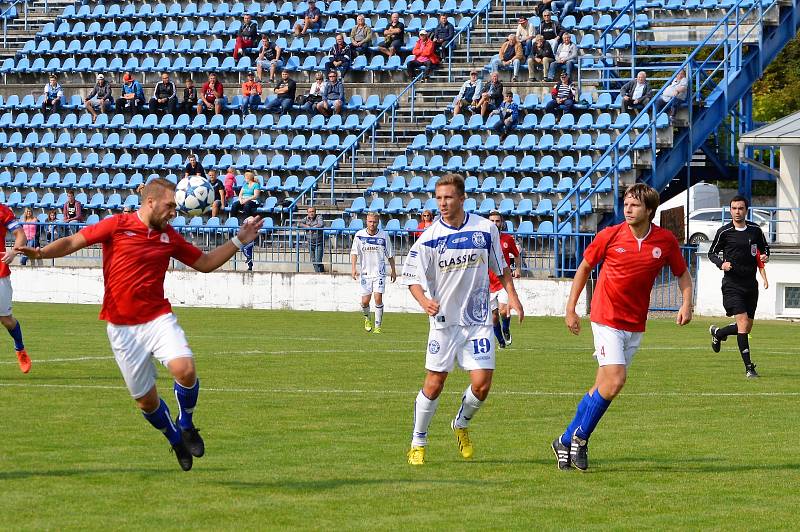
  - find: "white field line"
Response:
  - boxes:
[0,382,799,398]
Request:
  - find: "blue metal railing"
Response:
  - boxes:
[446,0,491,82]
[1,0,27,46]
[649,245,698,311]
[555,0,778,233]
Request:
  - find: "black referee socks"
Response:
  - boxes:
[737,333,752,366]
[716,323,738,340]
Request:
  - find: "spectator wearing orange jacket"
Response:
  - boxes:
[407,30,440,82]
[240,72,263,114]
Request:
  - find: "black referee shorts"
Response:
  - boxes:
[722,280,758,319]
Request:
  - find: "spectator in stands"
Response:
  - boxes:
[182,78,198,115]
[378,12,405,57]
[63,190,84,224]
[656,69,689,117]
[545,72,577,116]
[197,72,225,116]
[42,74,63,117]
[452,70,482,115]
[224,167,236,201]
[528,34,554,82]
[207,169,226,218]
[19,208,38,266]
[149,72,177,117]
[431,14,455,59]
[620,71,651,115]
[407,30,439,82]
[256,34,283,83]
[231,171,261,218]
[350,15,374,58]
[241,72,263,114]
[475,71,504,119]
[265,70,296,114]
[44,209,60,244]
[491,90,520,139]
[298,206,325,273]
[536,0,555,17]
[83,74,113,123]
[490,34,524,82]
[116,71,145,116]
[234,13,259,60]
[548,32,577,80]
[317,70,344,116]
[327,33,353,76]
[123,205,134,214]
[300,72,326,113]
[294,0,322,36]
[184,154,206,179]
[538,11,563,45]
[515,17,536,59]
[414,210,434,237]
[551,0,576,18]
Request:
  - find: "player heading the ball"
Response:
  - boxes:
[402,173,524,466]
[16,178,264,471]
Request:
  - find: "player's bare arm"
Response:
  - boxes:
[499,267,524,323]
[350,253,358,280]
[408,284,439,316]
[16,232,89,260]
[4,227,27,264]
[192,216,264,273]
[675,269,693,326]
[565,259,592,335]
[389,257,397,282]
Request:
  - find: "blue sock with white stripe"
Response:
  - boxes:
[575,390,612,441]
[8,321,24,350]
[142,398,182,445]
[174,379,200,430]
[493,322,505,346]
[561,392,591,446]
[501,316,511,335]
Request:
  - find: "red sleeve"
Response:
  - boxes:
[508,236,520,258]
[0,205,14,225]
[168,227,203,265]
[666,235,688,277]
[583,227,613,267]
[79,216,119,246]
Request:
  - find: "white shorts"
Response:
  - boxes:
[591,322,643,368]
[0,277,11,316]
[489,289,508,312]
[426,325,496,373]
[106,313,193,399]
[359,275,386,296]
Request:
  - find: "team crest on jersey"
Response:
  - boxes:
[428,340,441,354]
[472,231,486,249]
[160,233,170,243]
[750,244,757,256]
[652,247,662,259]
[437,238,448,254]
[463,286,489,324]
[615,247,626,254]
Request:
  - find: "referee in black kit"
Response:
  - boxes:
[707,196,770,378]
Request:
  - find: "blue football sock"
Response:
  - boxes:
[501,316,511,334]
[492,322,505,346]
[575,390,612,441]
[174,379,199,430]
[142,398,182,445]
[561,392,591,446]
[8,321,23,351]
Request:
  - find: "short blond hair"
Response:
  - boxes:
[435,173,466,195]
[141,178,176,200]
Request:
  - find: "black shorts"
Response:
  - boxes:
[721,280,758,319]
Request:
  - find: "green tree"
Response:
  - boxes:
[753,35,800,122]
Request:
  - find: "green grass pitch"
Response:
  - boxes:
[1,302,798,529]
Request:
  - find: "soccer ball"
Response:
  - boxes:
[175,176,215,216]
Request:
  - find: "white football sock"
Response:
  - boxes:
[374,304,384,326]
[411,390,439,447]
[362,305,370,319]
[454,385,483,429]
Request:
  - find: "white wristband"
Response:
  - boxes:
[231,236,243,249]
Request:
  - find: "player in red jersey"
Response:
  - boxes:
[487,211,520,348]
[0,204,31,373]
[17,178,263,471]
[551,184,693,471]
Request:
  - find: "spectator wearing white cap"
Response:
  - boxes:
[407,30,439,81]
[84,74,113,123]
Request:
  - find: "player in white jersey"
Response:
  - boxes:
[351,212,396,333]
[402,174,524,465]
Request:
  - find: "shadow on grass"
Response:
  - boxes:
[216,477,504,491]
[0,466,229,480]
[596,456,800,474]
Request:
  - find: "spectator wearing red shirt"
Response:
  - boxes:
[406,30,439,81]
[551,184,693,472]
[17,178,263,471]
[240,72,263,114]
[0,203,29,373]
[196,72,225,116]
[487,211,520,348]
[413,209,433,237]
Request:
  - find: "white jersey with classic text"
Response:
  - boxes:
[351,228,394,278]
[402,214,506,329]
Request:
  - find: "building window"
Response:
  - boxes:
[786,286,800,309]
